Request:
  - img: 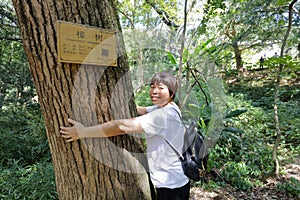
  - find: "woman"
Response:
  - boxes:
[60,72,190,200]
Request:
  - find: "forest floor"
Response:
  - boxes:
[190,68,300,200]
[190,159,300,200]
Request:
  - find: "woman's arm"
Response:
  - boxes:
[60,118,144,142]
[136,105,147,116]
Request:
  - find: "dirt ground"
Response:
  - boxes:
[190,159,300,200]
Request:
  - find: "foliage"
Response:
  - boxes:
[0,101,56,199]
[176,68,299,193]
[0,0,35,109]
[277,177,300,198]
[200,0,299,70]
[134,84,153,107]
[207,94,275,175]
[263,55,300,71]
[193,179,222,192]
[221,161,253,191]
[0,104,50,166]
[0,160,57,200]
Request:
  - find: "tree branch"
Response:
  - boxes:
[145,0,179,30]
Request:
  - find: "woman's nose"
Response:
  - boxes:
[153,87,159,93]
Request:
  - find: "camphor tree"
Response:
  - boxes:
[12,0,151,199]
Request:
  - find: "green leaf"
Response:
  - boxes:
[225,108,248,118]
[183,48,189,63]
[188,103,200,117]
[167,52,177,64]
[201,38,214,49]
[223,126,244,134]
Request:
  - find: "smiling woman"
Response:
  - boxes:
[150,83,171,106]
[60,71,190,200]
[150,71,178,101]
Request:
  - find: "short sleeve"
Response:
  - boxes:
[146,105,158,113]
[136,108,167,136]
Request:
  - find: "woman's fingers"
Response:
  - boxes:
[60,118,79,142]
[66,137,74,143]
[60,126,70,132]
[60,126,72,135]
[68,118,75,126]
[60,130,70,137]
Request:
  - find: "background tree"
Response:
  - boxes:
[200,0,299,72]
[12,0,151,199]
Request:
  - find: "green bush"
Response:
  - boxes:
[221,162,253,191]
[0,160,57,199]
[0,103,56,198]
[0,105,50,166]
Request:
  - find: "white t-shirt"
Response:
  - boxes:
[136,103,189,188]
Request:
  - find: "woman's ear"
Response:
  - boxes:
[170,94,174,100]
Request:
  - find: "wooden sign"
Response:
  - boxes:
[57,21,117,66]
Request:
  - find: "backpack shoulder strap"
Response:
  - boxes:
[164,106,185,160]
[164,139,184,160]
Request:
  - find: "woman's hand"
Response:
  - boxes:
[60,118,84,142]
[136,105,147,116]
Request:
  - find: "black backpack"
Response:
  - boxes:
[165,110,207,181]
[181,121,207,181]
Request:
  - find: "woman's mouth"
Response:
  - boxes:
[151,97,159,101]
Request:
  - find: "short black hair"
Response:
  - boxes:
[150,72,178,100]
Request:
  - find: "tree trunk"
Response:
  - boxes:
[232,42,243,73]
[12,0,151,199]
[225,19,244,73]
[272,0,298,178]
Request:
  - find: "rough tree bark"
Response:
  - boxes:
[12,0,151,199]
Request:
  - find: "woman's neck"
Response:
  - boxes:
[159,101,173,108]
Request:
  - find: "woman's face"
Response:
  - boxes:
[150,82,171,107]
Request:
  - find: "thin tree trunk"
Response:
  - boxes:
[178,0,188,108]
[272,0,298,178]
[12,0,151,199]
[232,42,243,73]
[225,19,244,73]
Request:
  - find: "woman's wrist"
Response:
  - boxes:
[81,125,105,138]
